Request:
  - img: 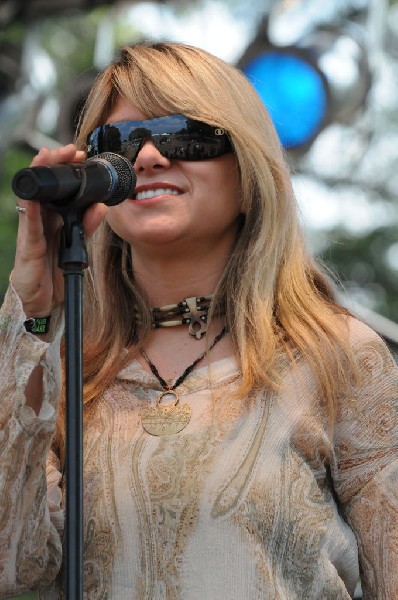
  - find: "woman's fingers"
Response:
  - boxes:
[12,145,88,316]
[30,144,86,168]
[83,202,109,238]
[12,144,119,316]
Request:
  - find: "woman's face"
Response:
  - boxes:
[104,97,242,258]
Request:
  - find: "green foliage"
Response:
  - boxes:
[319,226,398,323]
[38,14,98,90]
[0,21,25,44]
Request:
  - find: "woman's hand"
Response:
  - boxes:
[11,144,109,318]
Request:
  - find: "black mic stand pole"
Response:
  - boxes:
[58,207,88,600]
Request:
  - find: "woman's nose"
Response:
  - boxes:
[133,138,171,172]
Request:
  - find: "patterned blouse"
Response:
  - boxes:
[0,283,397,599]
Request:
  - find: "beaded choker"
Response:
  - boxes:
[135,295,213,339]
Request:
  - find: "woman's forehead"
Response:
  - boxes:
[105,97,147,125]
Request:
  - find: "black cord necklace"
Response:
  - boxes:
[140,326,227,436]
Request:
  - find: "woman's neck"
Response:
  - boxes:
[131,246,229,306]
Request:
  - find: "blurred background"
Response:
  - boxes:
[0,1,397,598]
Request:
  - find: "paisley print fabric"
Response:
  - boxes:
[0,283,397,599]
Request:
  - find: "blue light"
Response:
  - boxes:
[243,51,328,148]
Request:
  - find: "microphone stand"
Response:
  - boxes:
[57,206,88,600]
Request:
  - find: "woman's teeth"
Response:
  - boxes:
[135,188,180,201]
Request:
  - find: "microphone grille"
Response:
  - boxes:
[97,152,136,206]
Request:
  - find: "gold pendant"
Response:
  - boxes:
[141,390,191,436]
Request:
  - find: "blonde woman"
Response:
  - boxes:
[1,42,397,599]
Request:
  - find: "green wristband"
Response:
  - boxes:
[24,316,51,334]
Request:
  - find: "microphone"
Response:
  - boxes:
[11,152,137,209]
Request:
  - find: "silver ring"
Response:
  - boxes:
[16,205,27,214]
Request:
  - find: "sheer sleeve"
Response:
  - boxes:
[332,319,398,599]
[0,283,64,597]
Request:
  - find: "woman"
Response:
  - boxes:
[0,41,397,599]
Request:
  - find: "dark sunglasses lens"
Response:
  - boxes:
[86,125,142,161]
[86,115,231,161]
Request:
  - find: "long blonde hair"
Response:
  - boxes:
[55,41,353,456]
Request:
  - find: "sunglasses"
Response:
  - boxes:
[86,114,233,162]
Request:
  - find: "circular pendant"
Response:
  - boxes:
[141,390,192,436]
